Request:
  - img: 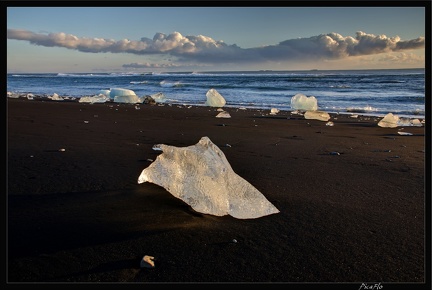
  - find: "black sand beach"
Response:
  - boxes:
[6,98,427,284]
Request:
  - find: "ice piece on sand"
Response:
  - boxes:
[270,108,279,115]
[150,92,166,103]
[99,89,111,98]
[216,111,231,118]
[48,93,64,101]
[397,117,423,127]
[378,113,399,128]
[290,93,318,111]
[7,92,18,99]
[397,131,413,136]
[137,137,279,219]
[205,88,226,107]
[409,119,423,127]
[140,255,155,268]
[304,110,330,121]
[79,94,110,104]
[110,88,137,99]
[114,94,142,104]
[109,87,142,103]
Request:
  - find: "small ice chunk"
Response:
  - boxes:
[290,93,318,111]
[140,255,155,268]
[205,88,226,107]
[152,144,163,151]
[216,111,231,118]
[150,92,166,103]
[409,119,423,127]
[397,117,423,127]
[138,137,279,219]
[99,89,111,98]
[49,93,64,101]
[79,94,110,104]
[7,92,19,99]
[270,108,279,115]
[304,110,331,121]
[378,113,399,128]
[398,131,413,136]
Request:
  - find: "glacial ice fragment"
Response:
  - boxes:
[110,88,137,98]
[150,92,166,103]
[79,94,110,104]
[397,117,423,127]
[114,94,142,104]
[137,137,280,219]
[216,111,231,118]
[304,110,331,121]
[205,88,226,107]
[99,89,111,98]
[397,131,413,136]
[48,93,64,101]
[270,108,280,115]
[140,255,155,268]
[290,93,318,111]
[7,92,18,99]
[378,113,399,128]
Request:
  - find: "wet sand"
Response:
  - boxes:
[6,97,427,284]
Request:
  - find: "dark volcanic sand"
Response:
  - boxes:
[6,98,427,284]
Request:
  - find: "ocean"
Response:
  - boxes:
[7,68,425,119]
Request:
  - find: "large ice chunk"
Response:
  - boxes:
[137,137,279,219]
[205,88,226,107]
[290,93,318,111]
[110,88,137,98]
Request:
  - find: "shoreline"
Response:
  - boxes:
[7,97,426,283]
[6,93,426,121]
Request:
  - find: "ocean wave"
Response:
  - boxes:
[159,80,183,87]
[346,106,378,113]
[130,81,148,84]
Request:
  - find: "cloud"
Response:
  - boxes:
[122,62,183,69]
[122,62,210,69]
[7,29,425,64]
[376,52,425,64]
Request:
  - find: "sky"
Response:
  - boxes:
[6,5,427,73]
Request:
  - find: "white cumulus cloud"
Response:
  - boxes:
[7,29,424,64]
